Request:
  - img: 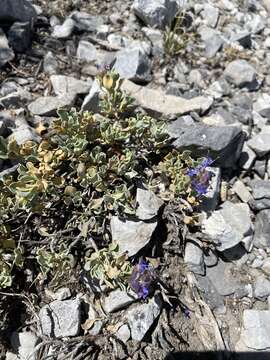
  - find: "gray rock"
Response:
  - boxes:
[254,160,266,178]
[132,0,178,29]
[184,242,205,275]
[12,125,40,145]
[121,79,213,118]
[0,110,15,135]
[43,51,59,75]
[247,133,270,157]
[167,121,245,168]
[136,188,163,220]
[5,352,19,360]
[0,0,37,23]
[254,209,270,248]
[254,94,270,119]
[202,201,253,251]
[205,258,242,296]
[239,143,256,170]
[0,81,19,97]
[11,331,38,360]
[8,21,31,53]
[113,48,151,83]
[46,287,71,301]
[207,78,231,99]
[50,75,92,97]
[199,27,224,58]
[200,167,221,212]
[127,295,162,341]
[142,27,164,56]
[81,79,101,112]
[39,299,81,338]
[224,60,256,88]
[103,289,137,313]
[110,216,157,256]
[70,11,104,32]
[230,31,251,48]
[196,274,225,312]
[262,258,270,275]
[240,310,270,350]
[254,276,270,299]
[0,89,32,108]
[232,180,252,203]
[52,18,75,39]
[28,95,75,116]
[0,29,15,68]
[116,324,130,342]
[245,14,265,34]
[82,301,104,336]
[77,40,97,63]
[201,4,219,28]
[249,180,270,211]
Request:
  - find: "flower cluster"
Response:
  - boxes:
[187,157,213,196]
[130,259,156,299]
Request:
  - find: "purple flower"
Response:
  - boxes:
[187,157,213,197]
[130,259,156,299]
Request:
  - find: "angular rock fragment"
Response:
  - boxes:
[0,29,15,68]
[11,331,38,360]
[184,242,205,275]
[224,60,256,88]
[103,289,137,313]
[247,133,270,157]
[110,216,157,256]
[200,167,221,212]
[167,121,245,167]
[52,18,75,39]
[77,40,97,62]
[121,79,213,118]
[132,0,178,29]
[28,96,75,116]
[43,51,59,75]
[39,299,81,338]
[114,48,151,83]
[127,295,162,341]
[249,180,270,211]
[136,188,163,220]
[50,75,92,97]
[254,94,270,119]
[254,209,270,248]
[240,310,270,350]
[202,201,253,251]
[81,79,101,112]
[70,11,104,32]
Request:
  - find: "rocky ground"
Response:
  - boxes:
[1,0,270,359]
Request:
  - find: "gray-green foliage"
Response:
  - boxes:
[0,71,202,289]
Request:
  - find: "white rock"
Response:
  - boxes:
[241,310,270,350]
[110,216,157,256]
[121,79,213,118]
[136,188,163,220]
[103,289,137,313]
[127,295,162,341]
[50,75,92,97]
[11,331,38,360]
[202,201,253,251]
[39,299,81,338]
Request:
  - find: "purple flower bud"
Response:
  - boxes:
[130,259,156,299]
[187,157,213,197]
